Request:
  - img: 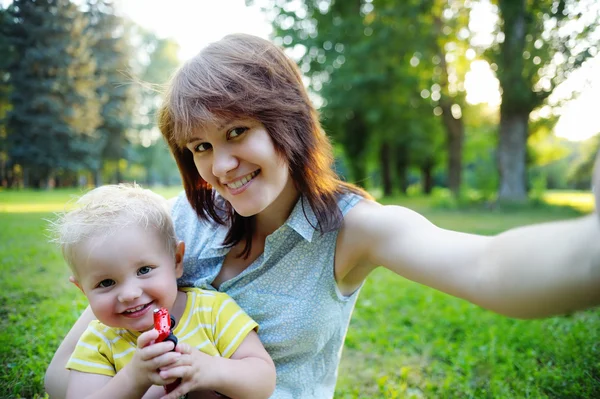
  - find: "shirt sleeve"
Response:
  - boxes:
[66,321,117,377]
[210,292,259,358]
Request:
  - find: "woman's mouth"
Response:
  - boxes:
[225,170,260,193]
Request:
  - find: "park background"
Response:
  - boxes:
[1,0,599,398]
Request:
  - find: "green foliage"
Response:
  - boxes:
[86,0,137,183]
[2,0,103,187]
[128,29,181,186]
[0,5,12,187]
[0,0,178,188]
[255,0,448,192]
[486,0,600,113]
[568,134,600,189]
[482,0,600,201]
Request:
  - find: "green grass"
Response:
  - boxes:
[1,188,599,398]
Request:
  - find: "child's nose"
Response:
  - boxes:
[117,284,142,303]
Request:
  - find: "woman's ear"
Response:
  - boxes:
[174,241,185,278]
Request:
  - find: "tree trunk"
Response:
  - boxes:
[394,143,409,195]
[343,112,370,188]
[441,108,463,196]
[116,161,123,183]
[421,161,434,194]
[94,169,102,187]
[380,141,392,197]
[497,111,529,202]
[433,16,464,197]
[496,0,529,202]
[349,162,368,189]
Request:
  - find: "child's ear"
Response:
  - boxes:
[174,241,185,278]
[69,275,84,294]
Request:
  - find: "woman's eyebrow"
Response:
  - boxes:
[217,117,236,130]
[185,117,242,144]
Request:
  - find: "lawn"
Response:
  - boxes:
[0,188,598,398]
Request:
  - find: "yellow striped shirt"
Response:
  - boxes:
[66,288,258,376]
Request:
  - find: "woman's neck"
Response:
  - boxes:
[255,178,299,238]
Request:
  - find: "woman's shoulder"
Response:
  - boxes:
[342,197,429,238]
[340,196,381,231]
[169,191,210,227]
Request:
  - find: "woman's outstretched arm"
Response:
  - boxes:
[345,200,600,318]
[333,151,600,317]
[45,306,96,398]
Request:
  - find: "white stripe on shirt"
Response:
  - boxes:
[222,320,255,357]
[69,358,115,371]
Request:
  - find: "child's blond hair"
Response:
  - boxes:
[50,183,177,271]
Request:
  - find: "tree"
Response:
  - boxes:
[0,4,14,186]
[3,0,101,188]
[131,29,181,186]
[484,0,600,201]
[430,0,471,197]
[86,0,136,184]
[255,0,447,194]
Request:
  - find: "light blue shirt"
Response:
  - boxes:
[172,192,362,399]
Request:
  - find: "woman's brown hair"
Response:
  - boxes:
[158,33,369,258]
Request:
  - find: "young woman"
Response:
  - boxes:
[46,33,600,399]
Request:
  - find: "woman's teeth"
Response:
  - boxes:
[227,170,259,189]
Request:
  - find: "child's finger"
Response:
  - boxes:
[160,380,193,399]
[137,329,159,348]
[174,342,192,355]
[159,364,191,380]
[139,342,178,362]
[150,350,184,369]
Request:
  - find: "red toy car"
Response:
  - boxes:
[153,308,180,394]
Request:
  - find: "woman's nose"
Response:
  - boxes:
[212,147,239,178]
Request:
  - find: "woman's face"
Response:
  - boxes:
[185,117,296,217]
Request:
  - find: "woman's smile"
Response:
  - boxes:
[223,170,261,194]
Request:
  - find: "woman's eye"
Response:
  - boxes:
[138,266,152,276]
[97,279,115,288]
[228,127,248,139]
[194,142,211,152]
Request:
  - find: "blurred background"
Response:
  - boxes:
[0,0,599,203]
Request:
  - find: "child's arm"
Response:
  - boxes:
[158,330,276,399]
[67,373,167,399]
[66,369,148,399]
[65,330,183,399]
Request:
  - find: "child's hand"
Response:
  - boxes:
[157,343,218,399]
[124,329,182,390]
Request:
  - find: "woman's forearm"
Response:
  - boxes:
[45,306,96,398]
[209,356,276,399]
[478,213,600,318]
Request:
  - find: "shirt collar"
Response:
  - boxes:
[201,196,319,259]
[285,196,318,242]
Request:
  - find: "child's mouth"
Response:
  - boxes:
[121,302,153,317]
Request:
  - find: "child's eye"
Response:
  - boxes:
[97,279,115,288]
[138,266,152,276]
[194,142,211,152]
[227,127,248,139]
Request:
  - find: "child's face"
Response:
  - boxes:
[71,224,183,332]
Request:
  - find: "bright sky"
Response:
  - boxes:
[115,0,272,61]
